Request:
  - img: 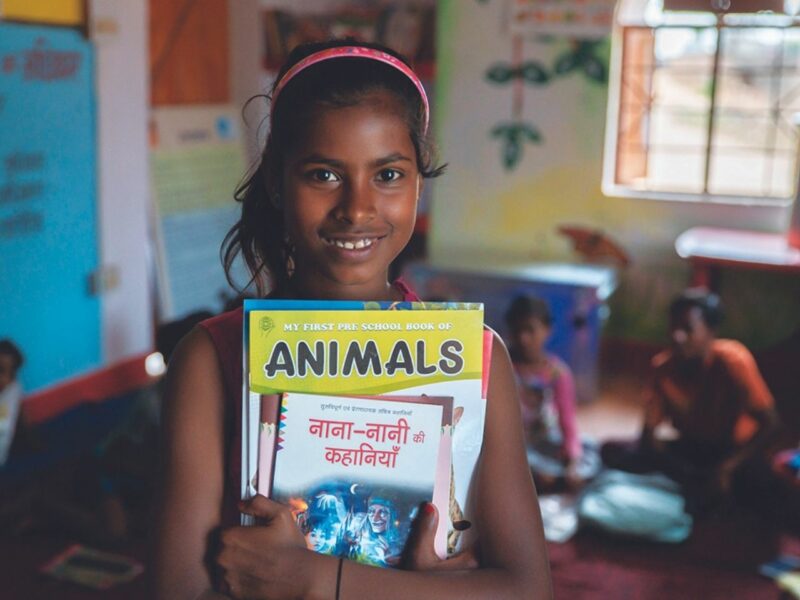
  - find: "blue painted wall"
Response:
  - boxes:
[0,23,100,391]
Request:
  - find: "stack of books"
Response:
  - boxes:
[241,299,489,568]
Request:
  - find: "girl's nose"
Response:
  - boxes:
[334,181,377,224]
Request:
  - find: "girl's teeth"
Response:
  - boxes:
[329,238,374,249]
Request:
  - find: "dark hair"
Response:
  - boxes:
[669,288,723,330]
[222,39,445,296]
[504,295,553,328]
[0,339,24,372]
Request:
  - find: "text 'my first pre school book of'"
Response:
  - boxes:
[242,299,489,566]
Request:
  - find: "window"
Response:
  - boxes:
[603,0,800,204]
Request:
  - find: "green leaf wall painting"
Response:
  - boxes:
[491,122,542,170]
[553,41,607,82]
[483,30,608,171]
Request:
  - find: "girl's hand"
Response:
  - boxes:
[402,503,479,572]
[215,495,320,600]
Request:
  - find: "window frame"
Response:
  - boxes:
[602,4,800,207]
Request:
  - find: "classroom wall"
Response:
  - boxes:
[229,0,267,163]
[0,1,153,392]
[431,0,800,349]
[0,20,101,392]
[91,0,153,364]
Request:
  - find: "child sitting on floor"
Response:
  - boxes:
[601,288,779,513]
[505,295,598,491]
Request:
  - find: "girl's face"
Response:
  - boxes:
[511,316,550,363]
[282,91,420,300]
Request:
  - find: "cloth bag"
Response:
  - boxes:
[577,469,693,543]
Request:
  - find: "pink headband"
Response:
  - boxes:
[270,46,430,133]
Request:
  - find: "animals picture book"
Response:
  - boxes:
[267,391,453,566]
[242,299,489,556]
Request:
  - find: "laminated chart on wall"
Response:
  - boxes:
[150,105,250,320]
[0,23,99,391]
[510,0,615,39]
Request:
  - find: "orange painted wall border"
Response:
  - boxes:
[22,353,159,425]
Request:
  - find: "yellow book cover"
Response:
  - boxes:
[242,300,487,559]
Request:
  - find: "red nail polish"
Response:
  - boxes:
[423,502,435,515]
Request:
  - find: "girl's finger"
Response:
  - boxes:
[401,502,439,570]
[239,494,287,521]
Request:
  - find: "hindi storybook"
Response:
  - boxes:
[242,299,489,560]
[268,392,453,567]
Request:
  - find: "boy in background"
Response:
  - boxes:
[602,288,779,509]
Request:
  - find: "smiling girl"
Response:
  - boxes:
[152,40,552,600]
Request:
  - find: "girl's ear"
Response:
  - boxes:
[416,174,424,200]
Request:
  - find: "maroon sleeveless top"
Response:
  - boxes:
[198,280,420,525]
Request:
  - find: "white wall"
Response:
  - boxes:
[230,0,269,163]
[91,0,153,362]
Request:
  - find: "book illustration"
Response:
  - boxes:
[242,301,485,554]
[291,479,420,568]
[447,405,465,553]
[256,394,281,497]
[268,392,453,567]
[449,329,493,553]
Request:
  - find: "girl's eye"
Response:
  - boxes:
[308,169,340,183]
[377,168,403,183]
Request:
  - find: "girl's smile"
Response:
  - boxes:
[321,236,380,250]
[282,91,420,301]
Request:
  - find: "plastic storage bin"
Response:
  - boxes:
[403,262,616,404]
